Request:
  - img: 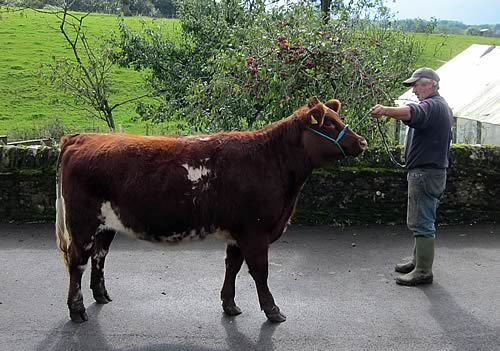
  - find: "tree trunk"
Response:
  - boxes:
[106,111,115,132]
[321,0,332,24]
[103,101,115,132]
[122,0,131,16]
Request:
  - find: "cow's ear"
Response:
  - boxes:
[308,102,326,127]
[325,99,341,113]
[307,96,321,108]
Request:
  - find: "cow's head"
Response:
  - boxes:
[302,96,367,167]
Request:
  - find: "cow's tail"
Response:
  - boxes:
[55,176,70,270]
[55,134,79,270]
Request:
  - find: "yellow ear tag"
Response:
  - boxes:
[310,115,318,125]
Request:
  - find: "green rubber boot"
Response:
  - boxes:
[395,242,416,273]
[396,237,434,286]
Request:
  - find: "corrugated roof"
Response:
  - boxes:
[396,44,500,125]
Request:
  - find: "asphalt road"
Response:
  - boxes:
[0,223,499,351]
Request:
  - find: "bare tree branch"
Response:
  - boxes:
[37,0,149,132]
[110,92,152,111]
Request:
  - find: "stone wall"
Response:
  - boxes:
[1,144,499,225]
[297,145,500,225]
[0,145,58,222]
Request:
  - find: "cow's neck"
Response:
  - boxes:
[258,118,313,190]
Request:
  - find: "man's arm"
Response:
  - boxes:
[371,104,411,121]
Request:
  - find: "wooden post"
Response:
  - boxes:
[476,121,482,144]
[452,117,458,144]
[394,120,401,144]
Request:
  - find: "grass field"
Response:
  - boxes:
[413,32,500,68]
[1,8,500,139]
[0,7,180,138]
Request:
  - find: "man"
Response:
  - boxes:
[371,67,453,286]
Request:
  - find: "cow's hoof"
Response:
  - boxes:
[265,307,286,323]
[70,309,88,323]
[223,304,242,316]
[94,291,112,304]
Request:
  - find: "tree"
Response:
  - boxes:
[117,0,422,143]
[152,0,175,17]
[466,27,480,36]
[40,0,149,131]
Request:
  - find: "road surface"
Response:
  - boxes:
[1,223,499,351]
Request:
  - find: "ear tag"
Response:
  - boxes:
[310,116,318,125]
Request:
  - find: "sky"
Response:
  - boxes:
[386,0,500,25]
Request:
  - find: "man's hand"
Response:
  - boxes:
[371,104,385,118]
[370,104,411,121]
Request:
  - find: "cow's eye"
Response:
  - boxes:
[323,119,333,127]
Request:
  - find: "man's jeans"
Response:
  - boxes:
[407,168,447,238]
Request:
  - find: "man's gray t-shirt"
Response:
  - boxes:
[403,94,453,170]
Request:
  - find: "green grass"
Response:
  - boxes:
[412,32,500,68]
[0,7,181,137]
[1,7,500,139]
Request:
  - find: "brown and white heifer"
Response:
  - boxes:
[56,96,367,323]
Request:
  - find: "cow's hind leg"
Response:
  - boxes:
[241,241,286,323]
[90,229,116,304]
[67,244,91,323]
[221,244,244,316]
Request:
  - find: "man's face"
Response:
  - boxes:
[412,79,435,101]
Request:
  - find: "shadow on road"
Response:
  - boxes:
[35,304,110,351]
[35,304,279,351]
[421,283,500,350]
[221,314,278,351]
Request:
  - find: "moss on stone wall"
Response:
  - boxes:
[0,171,56,222]
[0,145,57,222]
[295,144,500,225]
[0,144,498,225]
[0,145,58,173]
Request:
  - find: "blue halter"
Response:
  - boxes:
[307,125,349,157]
[307,111,372,158]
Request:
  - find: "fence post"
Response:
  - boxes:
[394,120,400,144]
[452,117,458,143]
[477,121,482,144]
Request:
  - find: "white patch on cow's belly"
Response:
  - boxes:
[98,201,142,239]
[155,227,237,246]
[97,203,237,246]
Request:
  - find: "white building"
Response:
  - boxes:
[396,44,500,145]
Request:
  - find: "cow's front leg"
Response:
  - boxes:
[242,242,286,323]
[221,244,244,316]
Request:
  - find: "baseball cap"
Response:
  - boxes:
[402,67,440,86]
